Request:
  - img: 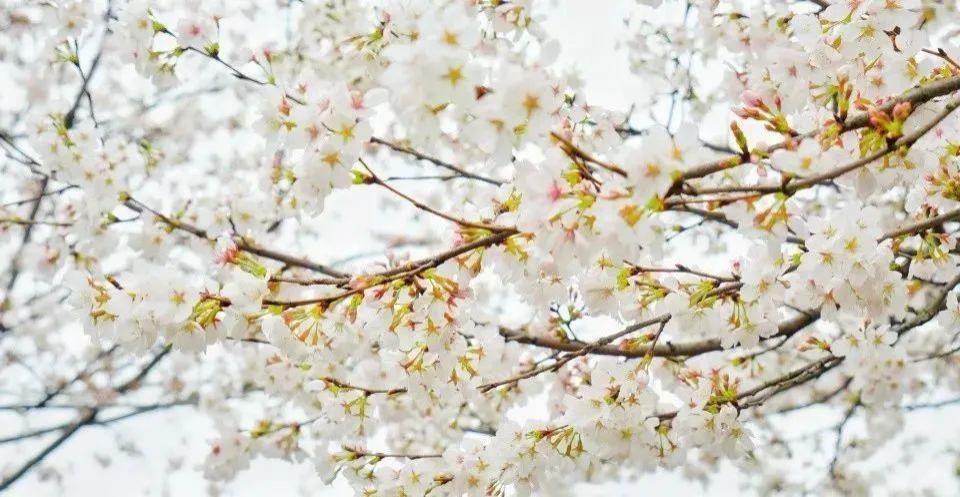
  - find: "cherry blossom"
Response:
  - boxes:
[5,0,960,495]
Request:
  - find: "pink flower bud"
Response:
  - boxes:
[868,108,889,127]
[741,90,764,108]
[214,238,240,266]
[350,90,365,110]
[892,102,912,121]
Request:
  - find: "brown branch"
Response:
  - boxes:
[369,137,502,185]
[921,48,960,72]
[123,197,348,278]
[0,398,195,444]
[479,314,672,392]
[501,310,818,359]
[550,131,628,178]
[63,48,103,129]
[674,75,960,186]
[626,262,739,282]
[32,345,119,409]
[360,158,513,232]
[0,345,171,491]
[828,400,860,478]
[786,94,960,193]
[0,176,48,331]
[736,356,844,410]
[344,447,443,460]
[881,206,960,240]
[699,272,960,422]
[357,230,519,280]
[675,93,960,199]
[318,377,407,396]
[1,186,77,208]
[766,378,853,415]
[0,410,96,491]
[263,230,517,307]
[0,217,72,227]
[905,396,960,410]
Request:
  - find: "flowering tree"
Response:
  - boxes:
[5,0,960,494]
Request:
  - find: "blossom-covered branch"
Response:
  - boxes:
[5,0,960,496]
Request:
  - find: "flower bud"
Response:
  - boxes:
[892,101,912,121]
